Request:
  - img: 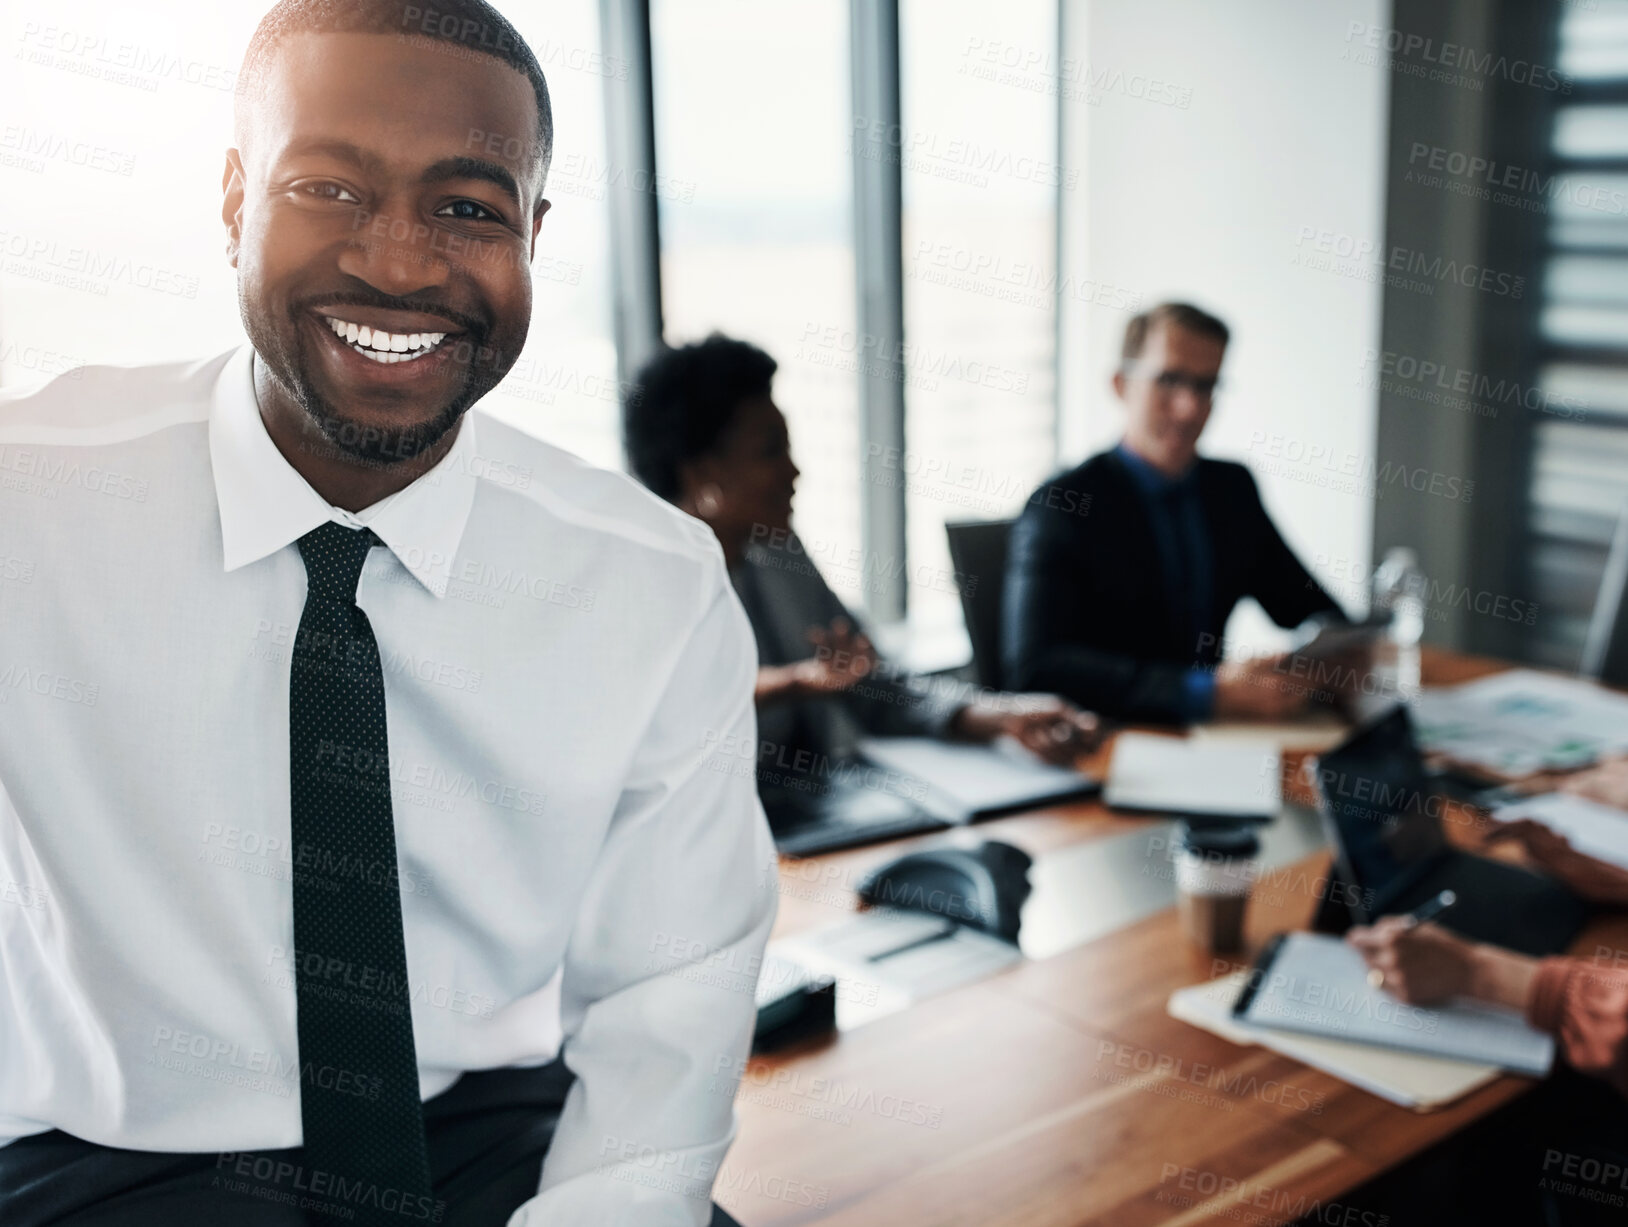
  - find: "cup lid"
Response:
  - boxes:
[1178,822,1261,859]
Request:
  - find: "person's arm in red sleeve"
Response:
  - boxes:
[1347,923,1628,1101]
[1527,957,1628,1102]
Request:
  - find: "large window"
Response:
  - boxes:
[0,1,253,376]
[899,0,1060,638]
[649,0,864,607]
[483,1,621,469]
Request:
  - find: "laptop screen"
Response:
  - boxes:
[1312,705,1448,903]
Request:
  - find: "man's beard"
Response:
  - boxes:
[292,368,473,468]
[245,292,499,469]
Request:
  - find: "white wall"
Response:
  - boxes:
[1058,0,1389,650]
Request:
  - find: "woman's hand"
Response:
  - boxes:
[1346,918,1540,1011]
[1561,757,1628,811]
[794,618,880,694]
[1484,819,1628,907]
[753,618,881,707]
[1345,918,1480,1005]
[951,693,1103,766]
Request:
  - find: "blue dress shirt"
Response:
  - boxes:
[1113,443,1217,721]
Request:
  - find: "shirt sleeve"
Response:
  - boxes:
[1180,668,1217,723]
[1527,957,1628,1102]
[508,549,778,1226]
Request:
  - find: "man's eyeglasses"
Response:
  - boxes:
[1124,366,1221,400]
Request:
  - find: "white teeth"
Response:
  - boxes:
[321,315,452,363]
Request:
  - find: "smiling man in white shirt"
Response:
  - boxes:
[0,2,774,1225]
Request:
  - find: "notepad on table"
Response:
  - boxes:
[1232,931,1553,1076]
[1412,668,1628,777]
[858,736,1099,823]
[1104,732,1280,820]
[1491,791,1628,873]
[1168,972,1501,1110]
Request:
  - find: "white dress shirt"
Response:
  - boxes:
[0,344,777,1225]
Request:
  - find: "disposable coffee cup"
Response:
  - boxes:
[1174,823,1261,954]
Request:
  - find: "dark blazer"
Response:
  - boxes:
[1001,450,1343,724]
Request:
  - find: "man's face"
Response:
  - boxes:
[224,32,549,466]
[1112,321,1225,477]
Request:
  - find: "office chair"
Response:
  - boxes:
[944,518,1016,689]
[1581,495,1628,686]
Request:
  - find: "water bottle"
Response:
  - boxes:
[1370,546,1425,703]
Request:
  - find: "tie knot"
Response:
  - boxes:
[297,521,380,603]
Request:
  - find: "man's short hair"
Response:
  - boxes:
[236,0,554,189]
[1120,301,1230,364]
[626,335,779,503]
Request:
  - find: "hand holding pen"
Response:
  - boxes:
[1346,890,1471,1002]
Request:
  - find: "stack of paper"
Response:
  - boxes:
[1234,933,1553,1076]
[858,736,1098,823]
[772,907,1022,1030]
[1412,669,1628,776]
[1491,791,1628,872]
[1169,972,1502,1110]
[1105,733,1281,819]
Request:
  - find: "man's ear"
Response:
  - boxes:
[673,457,702,510]
[1111,369,1127,401]
[221,149,247,269]
[530,197,551,252]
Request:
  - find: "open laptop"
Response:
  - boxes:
[762,737,1101,857]
[1310,704,1587,956]
[761,759,951,857]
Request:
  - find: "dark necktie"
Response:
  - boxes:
[290,521,432,1214]
[1159,482,1213,660]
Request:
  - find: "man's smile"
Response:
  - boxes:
[321,314,450,363]
[307,308,471,380]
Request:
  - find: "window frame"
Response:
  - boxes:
[602,0,1065,648]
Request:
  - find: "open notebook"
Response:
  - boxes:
[1169,972,1503,1110]
[1104,733,1280,820]
[1233,932,1554,1076]
[858,736,1099,823]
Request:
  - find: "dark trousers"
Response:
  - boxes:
[1324,1069,1628,1227]
[0,1062,742,1227]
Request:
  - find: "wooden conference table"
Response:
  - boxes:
[717,648,1628,1226]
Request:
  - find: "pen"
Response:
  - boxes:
[1365,890,1457,989]
[1401,888,1457,929]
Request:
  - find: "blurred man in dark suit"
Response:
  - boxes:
[1002,301,1346,724]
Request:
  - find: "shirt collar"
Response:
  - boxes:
[1115,440,1197,497]
[208,344,479,598]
